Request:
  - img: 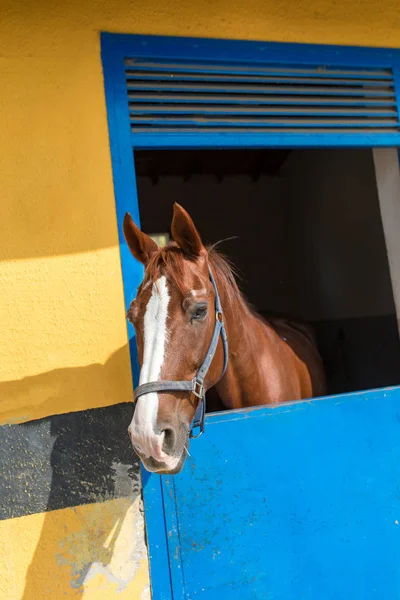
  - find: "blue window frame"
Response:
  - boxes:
[101,33,400,599]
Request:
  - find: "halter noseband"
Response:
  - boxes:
[133,266,228,438]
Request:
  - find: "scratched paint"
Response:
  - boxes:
[0,498,149,599]
[0,406,148,599]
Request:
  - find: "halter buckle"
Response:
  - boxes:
[191,379,204,399]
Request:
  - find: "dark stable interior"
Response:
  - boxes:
[134,148,400,398]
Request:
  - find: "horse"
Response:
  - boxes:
[123,203,326,475]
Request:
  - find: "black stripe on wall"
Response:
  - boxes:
[0,403,139,520]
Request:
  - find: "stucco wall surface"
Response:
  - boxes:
[1,0,400,598]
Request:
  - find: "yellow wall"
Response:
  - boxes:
[0,497,150,599]
[1,0,400,598]
[2,0,400,425]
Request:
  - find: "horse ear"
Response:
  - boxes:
[171,203,205,257]
[123,213,158,266]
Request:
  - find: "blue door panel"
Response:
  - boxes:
[144,387,400,599]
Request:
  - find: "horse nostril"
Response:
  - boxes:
[162,427,175,453]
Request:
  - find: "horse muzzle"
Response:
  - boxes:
[140,453,186,475]
[128,420,189,474]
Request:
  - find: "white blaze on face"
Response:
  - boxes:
[139,276,170,390]
[129,276,179,470]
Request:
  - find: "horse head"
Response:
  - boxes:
[124,203,227,474]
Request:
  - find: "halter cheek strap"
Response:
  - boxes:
[133,266,229,438]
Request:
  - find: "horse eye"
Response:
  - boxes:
[191,304,208,321]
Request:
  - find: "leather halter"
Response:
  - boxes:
[134,266,229,438]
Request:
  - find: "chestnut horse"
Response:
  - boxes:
[124,203,326,474]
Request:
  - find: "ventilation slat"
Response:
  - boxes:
[126,71,393,87]
[125,59,400,136]
[127,81,395,97]
[125,59,393,80]
[128,92,397,107]
[131,127,400,134]
[130,104,397,117]
[130,115,398,128]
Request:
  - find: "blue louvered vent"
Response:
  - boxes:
[125,58,399,134]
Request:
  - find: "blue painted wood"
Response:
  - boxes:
[102,33,400,68]
[128,92,397,109]
[392,66,400,119]
[130,131,400,149]
[127,82,394,96]
[126,74,394,86]
[101,33,173,600]
[141,468,174,600]
[130,107,396,117]
[101,32,400,599]
[103,32,400,149]
[129,95,397,107]
[144,386,400,599]
[131,118,397,128]
[125,72,393,84]
[125,62,394,80]
[101,33,143,387]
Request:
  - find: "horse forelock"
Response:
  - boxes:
[140,242,245,310]
[141,242,187,296]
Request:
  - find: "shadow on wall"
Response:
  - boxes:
[22,496,150,598]
[0,342,138,425]
[0,347,149,598]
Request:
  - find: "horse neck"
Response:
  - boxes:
[213,267,267,409]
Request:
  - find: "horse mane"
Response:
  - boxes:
[141,241,247,310]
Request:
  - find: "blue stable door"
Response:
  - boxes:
[144,389,400,600]
[101,33,400,599]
